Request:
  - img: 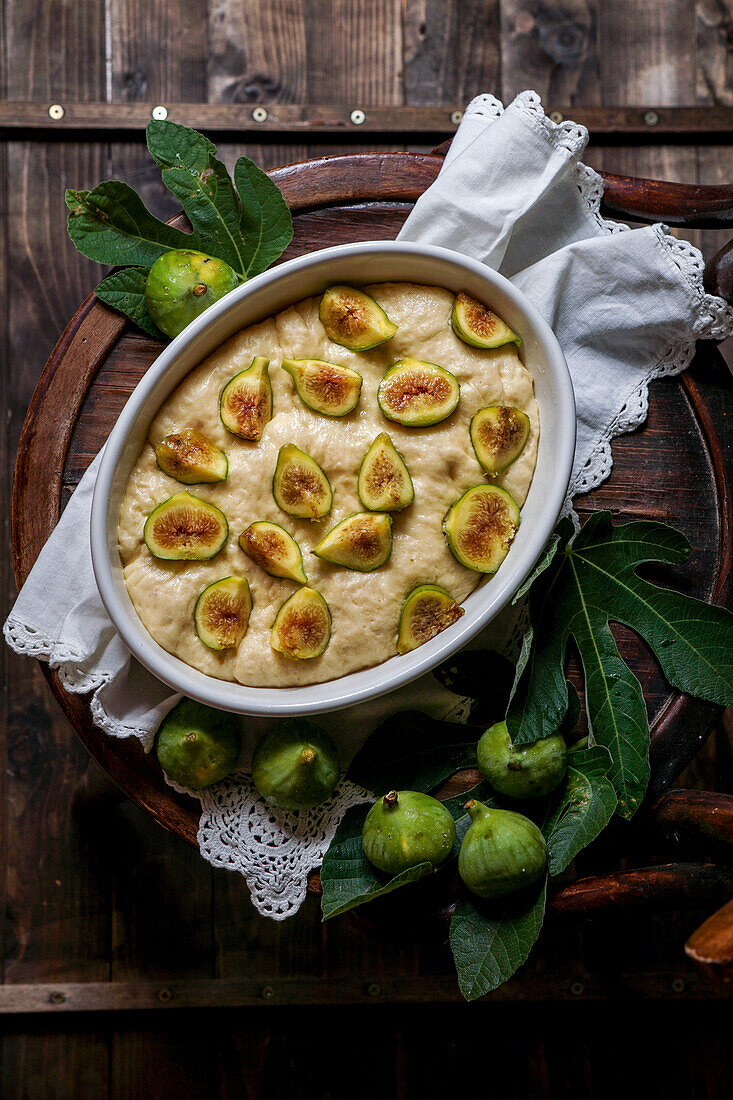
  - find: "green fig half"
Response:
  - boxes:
[377,357,459,427]
[143,491,228,560]
[477,720,567,800]
[470,406,531,476]
[313,512,392,572]
[155,698,241,790]
[252,721,340,810]
[319,285,398,350]
[443,484,520,573]
[451,291,521,349]
[154,428,228,485]
[397,584,464,654]
[362,790,456,875]
[194,576,252,651]
[458,801,546,898]
[357,433,414,512]
[145,250,240,339]
[273,443,333,520]
[281,357,362,417]
[239,521,307,584]
[270,587,331,660]
[219,355,272,441]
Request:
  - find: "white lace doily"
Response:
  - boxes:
[5,90,732,920]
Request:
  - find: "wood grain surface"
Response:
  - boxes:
[2,1,733,1096]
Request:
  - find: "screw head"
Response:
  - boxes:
[643,111,659,126]
[450,110,463,125]
[350,109,366,126]
[672,978,685,994]
[152,105,168,121]
[262,985,274,1000]
[157,988,172,1002]
[549,110,564,124]
[570,980,585,996]
[252,106,268,123]
[48,104,65,121]
[368,982,381,997]
[49,991,66,1004]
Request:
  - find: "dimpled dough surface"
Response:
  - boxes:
[118,284,539,687]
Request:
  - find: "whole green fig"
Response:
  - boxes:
[145,249,240,338]
[477,720,567,800]
[361,790,456,875]
[252,721,340,810]
[155,698,241,789]
[458,800,546,899]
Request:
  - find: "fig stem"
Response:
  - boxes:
[193,283,207,297]
[300,748,316,766]
[383,790,399,808]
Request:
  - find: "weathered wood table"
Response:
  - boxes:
[11,149,733,981]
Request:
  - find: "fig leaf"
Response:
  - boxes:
[234,155,294,278]
[94,267,166,339]
[449,875,547,1002]
[66,180,196,267]
[540,746,617,875]
[507,512,733,819]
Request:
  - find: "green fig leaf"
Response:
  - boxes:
[66,181,195,267]
[94,267,166,339]
[347,710,479,796]
[146,121,249,276]
[449,875,547,1001]
[541,746,617,875]
[321,783,493,921]
[234,155,294,277]
[507,512,733,819]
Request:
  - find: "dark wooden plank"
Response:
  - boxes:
[500,0,601,105]
[403,0,500,105]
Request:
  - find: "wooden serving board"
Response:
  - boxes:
[11,151,733,853]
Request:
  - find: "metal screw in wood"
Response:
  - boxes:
[252,107,268,123]
[644,111,659,126]
[48,104,64,120]
[49,991,65,1004]
[157,987,172,1002]
[152,105,168,121]
[450,110,463,125]
[549,110,564,124]
[350,109,366,125]
[262,985,274,1000]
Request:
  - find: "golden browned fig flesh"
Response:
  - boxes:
[470,406,531,476]
[397,584,465,653]
[319,285,398,350]
[377,357,460,426]
[313,512,393,572]
[443,485,520,572]
[280,358,362,417]
[219,355,272,440]
[239,521,308,584]
[194,576,252,650]
[270,587,331,659]
[154,428,228,484]
[272,444,333,520]
[357,433,414,512]
[451,291,521,349]
[143,492,229,560]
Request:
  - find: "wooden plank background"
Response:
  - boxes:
[1,1,732,1096]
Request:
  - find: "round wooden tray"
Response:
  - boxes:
[11,152,733,855]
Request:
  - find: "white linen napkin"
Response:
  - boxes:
[6,91,732,918]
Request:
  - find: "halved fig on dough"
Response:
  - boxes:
[470,406,531,476]
[397,584,465,654]
[219,355,272,440]
[281,357,362,417]
[443,484,520,573]
[451,291,521,349]
[270,587,331,660]
[154,428,228,484]
[357,433,414,512]
[239,521,307,584]
[194,576,252,650]
[319,285,398,350]
[313,512,392,572]
[273,444,333,520]
[144,491,228,560]
[377,357,459,427]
